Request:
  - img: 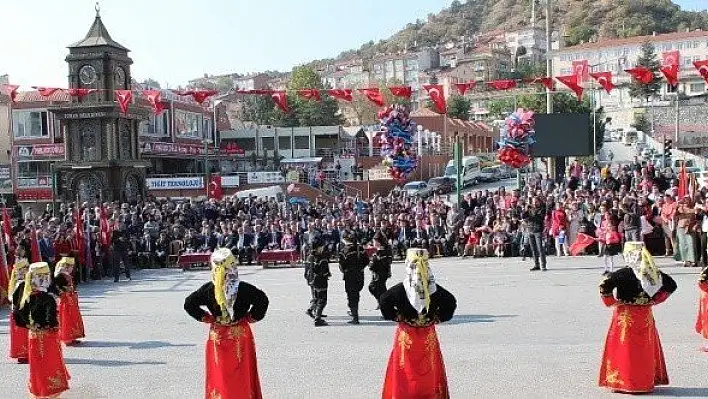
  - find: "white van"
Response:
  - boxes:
[234,185,284,200]
[444,156,482,187]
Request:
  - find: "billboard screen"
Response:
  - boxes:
[532,113,593,157]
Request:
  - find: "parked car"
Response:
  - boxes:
[401,181,427,196]
[479,166,501,182]
[498,165,513,179]
[417,177,455,198]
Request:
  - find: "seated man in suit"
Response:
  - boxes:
[395,220,411,260]
[254,224,269,255]
[137,232,155,268]
[410,220,428,251]
[267,224,282,250]
[154,231,170,268]
[236,226,255,265]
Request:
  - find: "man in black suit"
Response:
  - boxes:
[522,197,547,271]
[395,220,411,260]
[236,226,255,265]
[267,224,282,250]
[254,225,269,255]
[410,220,428,250]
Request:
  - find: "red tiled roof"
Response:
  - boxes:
[558,30,708,52]
[16,90,70,102]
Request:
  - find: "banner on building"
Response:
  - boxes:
[221,175,240,187]
[146,177,204,190]
[16,189,53,201]
[367,167,393,181]
[15,144,65,159]
[247,172,285,184]
[141,142,208,156]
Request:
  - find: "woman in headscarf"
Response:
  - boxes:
[7,256,30,363]
[598,242,677,393]
[13,261,71,398]
[379,248,457,399]
[54,256,85,345]
[184,248,269,399]
[695,267,708,351]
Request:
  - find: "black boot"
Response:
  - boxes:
[314,318,328,326]
[348,309,360,324]
[305,309,315,319]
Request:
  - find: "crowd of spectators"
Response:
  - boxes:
[4,158,704,283]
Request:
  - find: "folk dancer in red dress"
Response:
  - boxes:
[8,257,30,363]
[598,241,676,393]
[184,248,269,399]
[379,248,457,399]
[695,266,708,351]
[54,257,85,345]
[14,262,70,399]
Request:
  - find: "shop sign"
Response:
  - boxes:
[16,189,53,201]
[146,177,204,190]
[16,144,65,159]
[221,175,240,187]
[247,172,285,184]
[141,142,207,156]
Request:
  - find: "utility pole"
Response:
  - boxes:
[454,133,462,204]
[545,0,555,180]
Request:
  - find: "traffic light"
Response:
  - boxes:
[664,138,673,160]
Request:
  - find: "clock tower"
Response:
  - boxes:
[50,5,149,204]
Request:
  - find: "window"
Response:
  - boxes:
[13,111,48,138]
[694,41,701,49]
[174,110,202,138]
[293,136,309,150]
[261,137,275,151]
[690,83,705,93]
[17,161,51,187]
[140,112,169,136]
[278,136,291,150]
[677,42,684,50]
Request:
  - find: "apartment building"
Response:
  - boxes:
[233,73,271,91]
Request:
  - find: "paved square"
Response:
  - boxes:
[2,256,708,398]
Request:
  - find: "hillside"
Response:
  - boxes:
[322,0,708,63]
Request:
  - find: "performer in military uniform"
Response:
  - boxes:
[54,257,86,345]
[7,257,30,363]
[305,230,330,327]
[379,248,456,398]
[14,262,71,398]
[598,242,676,394]
[695,266,708,351]
[339,230,369,324]
[368,232,393,308]
[184,248,269,399]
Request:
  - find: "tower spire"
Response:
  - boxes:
[95,2,100,17]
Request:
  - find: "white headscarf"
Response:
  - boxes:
[211,248,240,322]
[623,242,663,297]
[403,248,437,314]
[223,268,240,321]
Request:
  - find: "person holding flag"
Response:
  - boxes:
[7,253,30,363]
[54,257,86,345]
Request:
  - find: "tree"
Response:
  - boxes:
[215,76,234,94]
[346,79,409,126]
[142,78,161,89]
[238,95,276,125]
[446,95,471,120]
[283,66,344,127]
[631,112,651,134]
[629,41,662,101]
[486,98,515,119]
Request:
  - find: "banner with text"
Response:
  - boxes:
[247,172,285,184]
[146,177,204,190]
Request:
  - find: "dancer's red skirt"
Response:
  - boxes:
[58,291,85,343]
[28,328,70,398]
[696,283,708,339]
[599,304,668,393]
[382,323,449,399]
[0,269,8,306]
[9,312,28,359]
[205,319,262,399]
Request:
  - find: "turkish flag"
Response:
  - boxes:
[271,91,290,113]
[297,89,321,101]
[74,210,85,266]
[531,77,554,90]
[572,60,589,83]
[358,88,385,107]
[693,60,708,83]
[142,90,167,115]
[569,233,597,256]
[32,87,61,97]
[208,175,224,200]
[678,162,688,199]
[189,89,218,104]
[114,90,133,114]
[423,84,446,114]
[66,88,97,98]
[660,64,679,86]
[388,86,412,99]
[1,84,20,103]
[30,228,40,263]
[662,50,680,67]
[590,72,615,94]
[2,208,14,254]
[99,205,111,248]
[625,67,655,84]
[326,89,353,102]
[455,82,476,95]
[556,75,584,100]
[486,80,517,91]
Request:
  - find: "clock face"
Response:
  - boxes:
[114,66,126,89]
[79,65,97,85]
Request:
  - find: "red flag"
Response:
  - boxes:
[569,233,597,256]
[115,90,133,114]
[271,91,290,113]
[590,72,616,94]
[388,86,412,99]
[32,87,61,97]
[66,88,97,98]
[625,67,655,84]
[556,75,584,100]
[189,89,218,104]
[2,208,14,254]
[143,90,167,115]
[74,210,85,266]
[326,89,353,102]
[486,80,517,91]
[99,205,111,248]
[662,50,680,67]
[454,82,476,95]
[297,89,321,101]
[30,228,40,263]
[678,161,688,199]
[422,84,447,114]
[660,52,680,87]
[1,84,20,103]
[531,77,554,90]
[358,88,385,107]
[572,60,589,83]
[693,60,708,84]
[208,175,224,200]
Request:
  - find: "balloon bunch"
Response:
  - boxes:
[379,104,418,181]
[497,108,536,169]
